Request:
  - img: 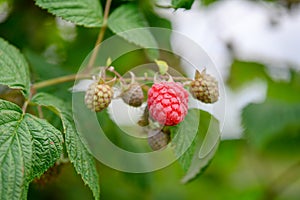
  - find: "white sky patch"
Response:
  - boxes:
[157,0,300,75]
[222,81,267,139]
[56,17,77,42]
[0,2,11,23]
[71,79,94,92]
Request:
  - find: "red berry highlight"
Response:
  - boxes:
[147,82,189,126]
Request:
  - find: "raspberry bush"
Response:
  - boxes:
[1,0,298,199]
[0,0,222,200]
[0,0,300,200]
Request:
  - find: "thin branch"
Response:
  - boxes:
[32,73,192,90]
[22,100,30,114]
[86,0,112,71]
[22,86,35,114]
[32,74,91,89]
[37,105,44,119]
[107,66,126,84]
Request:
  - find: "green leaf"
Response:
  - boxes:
[228,61,300,103]
[182,113,220,183]
[0,38,30,98]
[31,93,100,200]
[267,70,300,103]
[172,0,195,9]
[242,100,300,152]
[21,184,29,200]
[0,99,63,200]
[201,0,218,6]
[171,109,220,183]
[28,113,63,182]
[107,4,159,58]
[155,59,169,75]
[34,0,103,27]
[227,60,268,90]
[171,109,200,171]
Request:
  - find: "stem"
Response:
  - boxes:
[32,73,192,90]
[32,74,91,89]
[22,86,35,113]
[22,100,30,114]
[86,0,112,71]
[107,67,125,84]
[37,105,44,119]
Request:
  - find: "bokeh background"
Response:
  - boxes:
[1,0,300,199]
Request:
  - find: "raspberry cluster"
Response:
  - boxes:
[83,67,219,152]
[84,70,219,122]
[147,82,189,126]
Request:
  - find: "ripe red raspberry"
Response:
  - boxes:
[147,82,189,126]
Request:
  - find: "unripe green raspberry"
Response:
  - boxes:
[190,70,219,103]
[121,83,144,107]
[148,130,170,151]
[85,82,113,112]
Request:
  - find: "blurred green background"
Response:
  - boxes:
[1,0,300,199]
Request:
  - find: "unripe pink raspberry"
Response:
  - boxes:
[147,82,189,126]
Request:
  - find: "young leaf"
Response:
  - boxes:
[107,4,159,58]
[34,0,103,27]
[0,99,63,200]
[171,109,220,183]
[172,0,195,9]
[0,38,30,98]
[31,93,100,200]
[155,59,169,75]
